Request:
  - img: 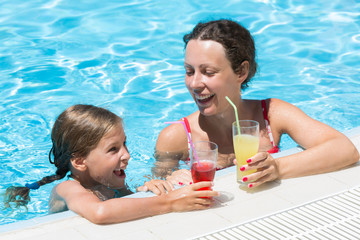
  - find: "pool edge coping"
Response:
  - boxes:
[1,126,359,234]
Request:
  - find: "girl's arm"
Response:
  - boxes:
[137,179,175,195]
[53,180,218,224]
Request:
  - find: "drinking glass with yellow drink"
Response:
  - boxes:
[232,120,259,184]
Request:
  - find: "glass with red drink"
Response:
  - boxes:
[190,141,218,191]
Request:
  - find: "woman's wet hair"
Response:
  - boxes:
[183,19,257,90]
[4,104,123,209]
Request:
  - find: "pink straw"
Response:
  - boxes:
[164,121,200,164]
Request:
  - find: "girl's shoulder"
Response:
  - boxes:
[49,180,79,213]
[56,178,81,187]
[53,179,84,196]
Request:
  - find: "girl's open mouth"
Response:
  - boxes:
[113,169,126,178]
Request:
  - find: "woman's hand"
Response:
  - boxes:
[234,152,280,188]
[137,179,175,195]
[165,169,193,186]
[165,181,219,212]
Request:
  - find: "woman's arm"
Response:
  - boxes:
[53,180,218,224]
[152,123,189,178]
[270,98,359,178]
[240,98,359,187]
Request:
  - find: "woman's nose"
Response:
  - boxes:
[189,72,204,89]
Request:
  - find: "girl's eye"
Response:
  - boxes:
[109,147,118,152]
[123,141,129,151]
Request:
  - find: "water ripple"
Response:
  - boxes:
[1,0,359,225]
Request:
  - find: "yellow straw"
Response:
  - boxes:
[225,96,240,135]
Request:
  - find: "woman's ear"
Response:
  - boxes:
[70,156,87,171]
[237,61,250,83]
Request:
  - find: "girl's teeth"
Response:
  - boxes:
[114,169,123,176]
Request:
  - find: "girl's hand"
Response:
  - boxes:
[166,182,219,212]
[165,169,193,186]
[233,152,280,188]
[137,179,175,195]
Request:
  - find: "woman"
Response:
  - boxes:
[152,19,359,188]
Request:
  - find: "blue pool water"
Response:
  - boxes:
[1,0,359,226]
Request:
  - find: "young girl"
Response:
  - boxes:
[5,104,218,224]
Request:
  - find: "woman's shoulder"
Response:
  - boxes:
[266,98,316,134]
[242,98,287,113]
[242,98,294,116]
[262,98,287,106]
[265,98,299,115]
[155,113,198,152]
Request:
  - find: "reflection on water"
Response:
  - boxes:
[0,0,359,225]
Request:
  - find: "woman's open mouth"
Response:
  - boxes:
[113,169,126,178]
[195,94,215,106]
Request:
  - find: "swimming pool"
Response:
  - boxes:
[0,0,359,226]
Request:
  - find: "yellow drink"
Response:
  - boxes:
[233,134,259,183]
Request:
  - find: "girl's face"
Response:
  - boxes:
[83,124,130,189]
[184,39,242,116]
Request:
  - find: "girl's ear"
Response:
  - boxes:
[237,61,250,84]
[70,156,87,171]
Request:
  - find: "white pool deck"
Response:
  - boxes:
[1,127,360,240]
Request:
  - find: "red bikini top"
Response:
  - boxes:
[181,100,279,170]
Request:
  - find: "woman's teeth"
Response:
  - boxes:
[196,94,215,101]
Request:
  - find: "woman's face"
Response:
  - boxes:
[83,124,130,189]
[184,39,242,116]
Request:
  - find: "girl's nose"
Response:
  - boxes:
[122,151,130,161]
[119,146,130,164]
[120,159,128,168]
[120,155,130,168]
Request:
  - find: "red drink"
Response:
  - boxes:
[191,160,216,191]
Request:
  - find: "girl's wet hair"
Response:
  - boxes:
[183,19,257,90]
[4,104,123,209]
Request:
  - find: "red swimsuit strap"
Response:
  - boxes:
[181,117,191,134]
[181,117,192,163]
[261,100,280,153]
[261,100,269,122]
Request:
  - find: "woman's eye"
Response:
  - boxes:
[185,71,194,76]
[205,71,215,76]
